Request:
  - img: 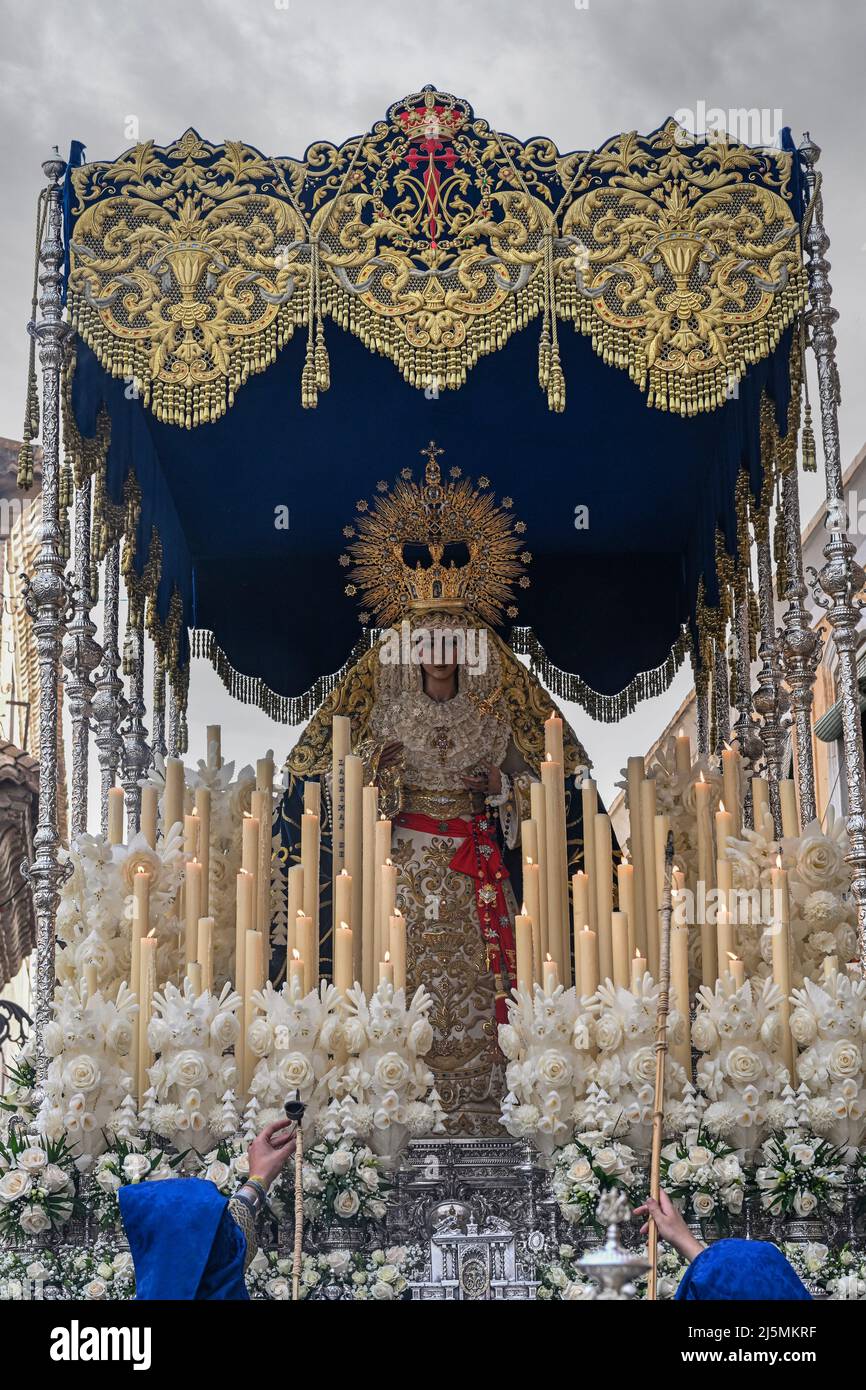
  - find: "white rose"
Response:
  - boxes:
[793,1189,818,1217]
[19,1204,52,1235]
[627,1047,657,1088]
[797,835,843,889]
[43,1022,64,1057]
[712,1154,741,1184]
[790,1009,818,1047]
[211,1012,240,1050]
[789,1143,816,1167]
[302,1166,324,1194]
[95,1167,121,1192]
[594,1014,624,1052]
[342,1018,367,1054]
[42,1164,70,1194]
[497,1025,520,1060]
[828,1041,861,1081]
[692,1191,716,1218]
[170,1051,208,1089]
[84,1279,108,1300]
[325,1250,352,1277]
[325,1148,354,1178]
[63,1056,101,1094]
[691,1014,719,1052]
[687,1145,712,1168]
[267,1277,291,1300]
[373,1053,410,1090]
[371,1280,395,1300]
[566,1157,593,1184]
[333,1189,360,1219]
[112,1251,134,1274]
[247,1017,274,1057]
[0,1170,31,1203]
[276,1052,314,1092]
[668,1159,692,1186]
[408,1018,433,1055]
[593,1147,621,1176]
[205,1160,231,1190]
[723,1184,744,1214]
[358,1165,380,1191]
[122,1153,152,1182]
[17,1147,48,1173]
[536,1049,573,1089]
[106,1018,133,1056]
[724,1046,762,1086]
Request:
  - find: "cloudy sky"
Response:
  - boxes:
[2,0,863,809]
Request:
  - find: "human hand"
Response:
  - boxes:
[246,1119,297,1191]
[461,763,502,796]
[633,1189,705,1263]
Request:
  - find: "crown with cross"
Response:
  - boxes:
[340,441,530,628]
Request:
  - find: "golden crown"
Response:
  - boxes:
[341,442,530,628]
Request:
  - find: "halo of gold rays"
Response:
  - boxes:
[341,441,529,629]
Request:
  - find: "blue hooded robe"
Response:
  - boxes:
[675,1239,812,1301]
[119,1177,249,1300]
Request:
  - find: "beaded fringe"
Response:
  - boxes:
[510,625,690,723]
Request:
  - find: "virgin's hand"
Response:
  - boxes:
[461,764,502,796]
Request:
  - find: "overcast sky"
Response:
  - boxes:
[2,0,863,810]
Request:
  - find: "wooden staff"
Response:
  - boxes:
[647,829,674,1303]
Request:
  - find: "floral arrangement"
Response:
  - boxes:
[660,1127,745,1231]
[144,979,241,1151]
[499,984,595,1153]
[0,1130,78,1239]
[90,1138,181,1230]
[693,974,787,1148]
[0,1057,36,1124]
[36,982,137,1157]
[319,982,443,1163]
[775,1241,866,1298]
[297,1137,388,1226]
[246,1244,422,1300]
[550,1131,641,1228]
[55,827,185,1000]
[632,1245,689,1300]
[789,973,866,1148]
[246,980,342,1136]
[55,1240,136,1300]
[588,976,687,1150]
[0,1247,64,1300]
[755,1129,847,1220]
[535,1243,596,1300]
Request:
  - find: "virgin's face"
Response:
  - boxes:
[421,658,459,682]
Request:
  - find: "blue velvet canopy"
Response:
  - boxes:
[57,89,810,730]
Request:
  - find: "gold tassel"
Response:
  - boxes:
[547,344,566,414]
[315,319,330,393]
[801,403,817,471]
[17,440,34,490]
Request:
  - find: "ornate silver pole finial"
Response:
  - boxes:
[577,1189,649,1298]
[23,149,76,1094]
[800,133,866,955]
[62,475,102,836]
[778,466,821,826]
[120,607,151,838]
[92,541,127,836]
[753,530,785,835]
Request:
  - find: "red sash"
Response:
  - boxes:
[396,809,515,1022]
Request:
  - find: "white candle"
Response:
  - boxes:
[163,758,185,839]
[541,756,565,981]
[107,787,124,846]
[542,953,559,993]
[580,778,599,934]
[331,715,352,878]
[300,806,320,959]
[579,925,599,999]
[195,786,211,915]
[296,913,316,994]
[631,946,647,994]
[361,785,379,995]
[206,725,222,770]
[594,812,614,985]
[286,864,304,957]
[611,910,630,990]
[334,867,352,931]
[334,921,353,994]
[234,869,254,1085]
[726,953,745,989]
[197,915,214,994]
[626,757,647,954]
[137,931,157,1102]
[752,776,770,832]
[780,779,799,838]
[373,817,392,969]
[695,774,717,985]
[721,744,742,837]
[183,810,200,859]
[525,855,543,981]
[184,859,202,967]
[84,959,98,1001]
[388,910,407,992]
[344,753,364,984]
[640,779,659,975]
[379,950,394,986]
[141,785,158,848]
[715,802,734,861]
[653,811,671,977]
[515,908,534,990]
[530,780,550,959]
[130,866,149,1091]
[186,961,202,996]
[571,868,590,994]
[616,853,636,960]
[771,854,794,1078]
[675,728,692,779]
[243,929,264,1093]
[671,913,692,1077]
[289,947,305,998]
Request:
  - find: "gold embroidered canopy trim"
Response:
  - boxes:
[66,88,807,425]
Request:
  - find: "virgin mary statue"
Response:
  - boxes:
[275,442,596,1137]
